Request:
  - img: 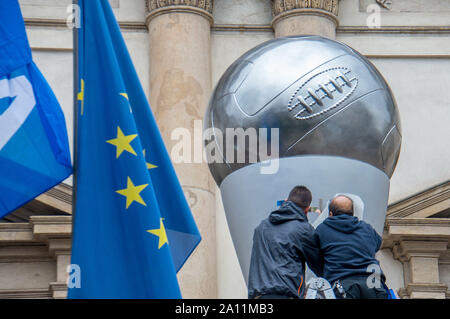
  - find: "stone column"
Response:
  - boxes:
[271,0,340,38]
[383,218,450,298]
[393,240,448,299]
[30,216,72,298]
[145,0,216,298]
[48,239,72,299]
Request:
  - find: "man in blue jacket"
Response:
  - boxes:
[248,186,323,299]
[315,195,388,299]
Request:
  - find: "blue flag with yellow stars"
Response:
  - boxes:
[0,0,72,218]
[68,0,201,298]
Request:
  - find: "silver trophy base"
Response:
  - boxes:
[219,155,390,283]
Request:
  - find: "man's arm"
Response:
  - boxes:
[372,226,382,252]
[299,225,324,278]
[361,220,382,252]
[362,220,382,252]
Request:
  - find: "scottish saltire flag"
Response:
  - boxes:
[0,1,72,217]
[69,0,201,298]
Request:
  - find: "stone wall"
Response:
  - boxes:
[0,216,72,298]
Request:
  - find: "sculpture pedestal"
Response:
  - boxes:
[219,155,390,282]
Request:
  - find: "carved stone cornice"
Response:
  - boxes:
[34,183,73,214]
[145,0,214,25]
[0,288,52,299]
[272,0,339,16]
[398,283,448,299]
[146,0,213,13]
[24,18,147,31]
[391,239,448,262]
[382,217,450,249]
[30,216,72,240]
[387,181,450,218]
[271,0,340,26]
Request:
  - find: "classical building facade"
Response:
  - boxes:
[0,0,449,298]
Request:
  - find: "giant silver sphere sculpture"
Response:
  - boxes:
[204,36,401,282]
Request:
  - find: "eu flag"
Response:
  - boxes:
[68,0,201,298]
[0,0,72,217]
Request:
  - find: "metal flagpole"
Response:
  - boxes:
[71,0,79,235]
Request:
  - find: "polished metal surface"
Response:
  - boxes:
[204,36,402,185]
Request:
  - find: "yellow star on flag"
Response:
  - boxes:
[119,93,132,113]
[143,149,157,170]
[106,126,138,158]
[115,177,148,209]
[147,218,168,249]
[78,78,85,115]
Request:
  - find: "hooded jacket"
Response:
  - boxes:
[247,201,323,299]
[315,214,383,284]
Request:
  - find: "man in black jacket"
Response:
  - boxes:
[248,186,323,299]
[315,195,388,299]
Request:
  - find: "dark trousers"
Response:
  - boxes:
[334,275,388,299]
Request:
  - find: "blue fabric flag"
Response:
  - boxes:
[68,0,201,298]
[0,0,72,217]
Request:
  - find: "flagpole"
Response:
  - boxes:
[72,0,79,235]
